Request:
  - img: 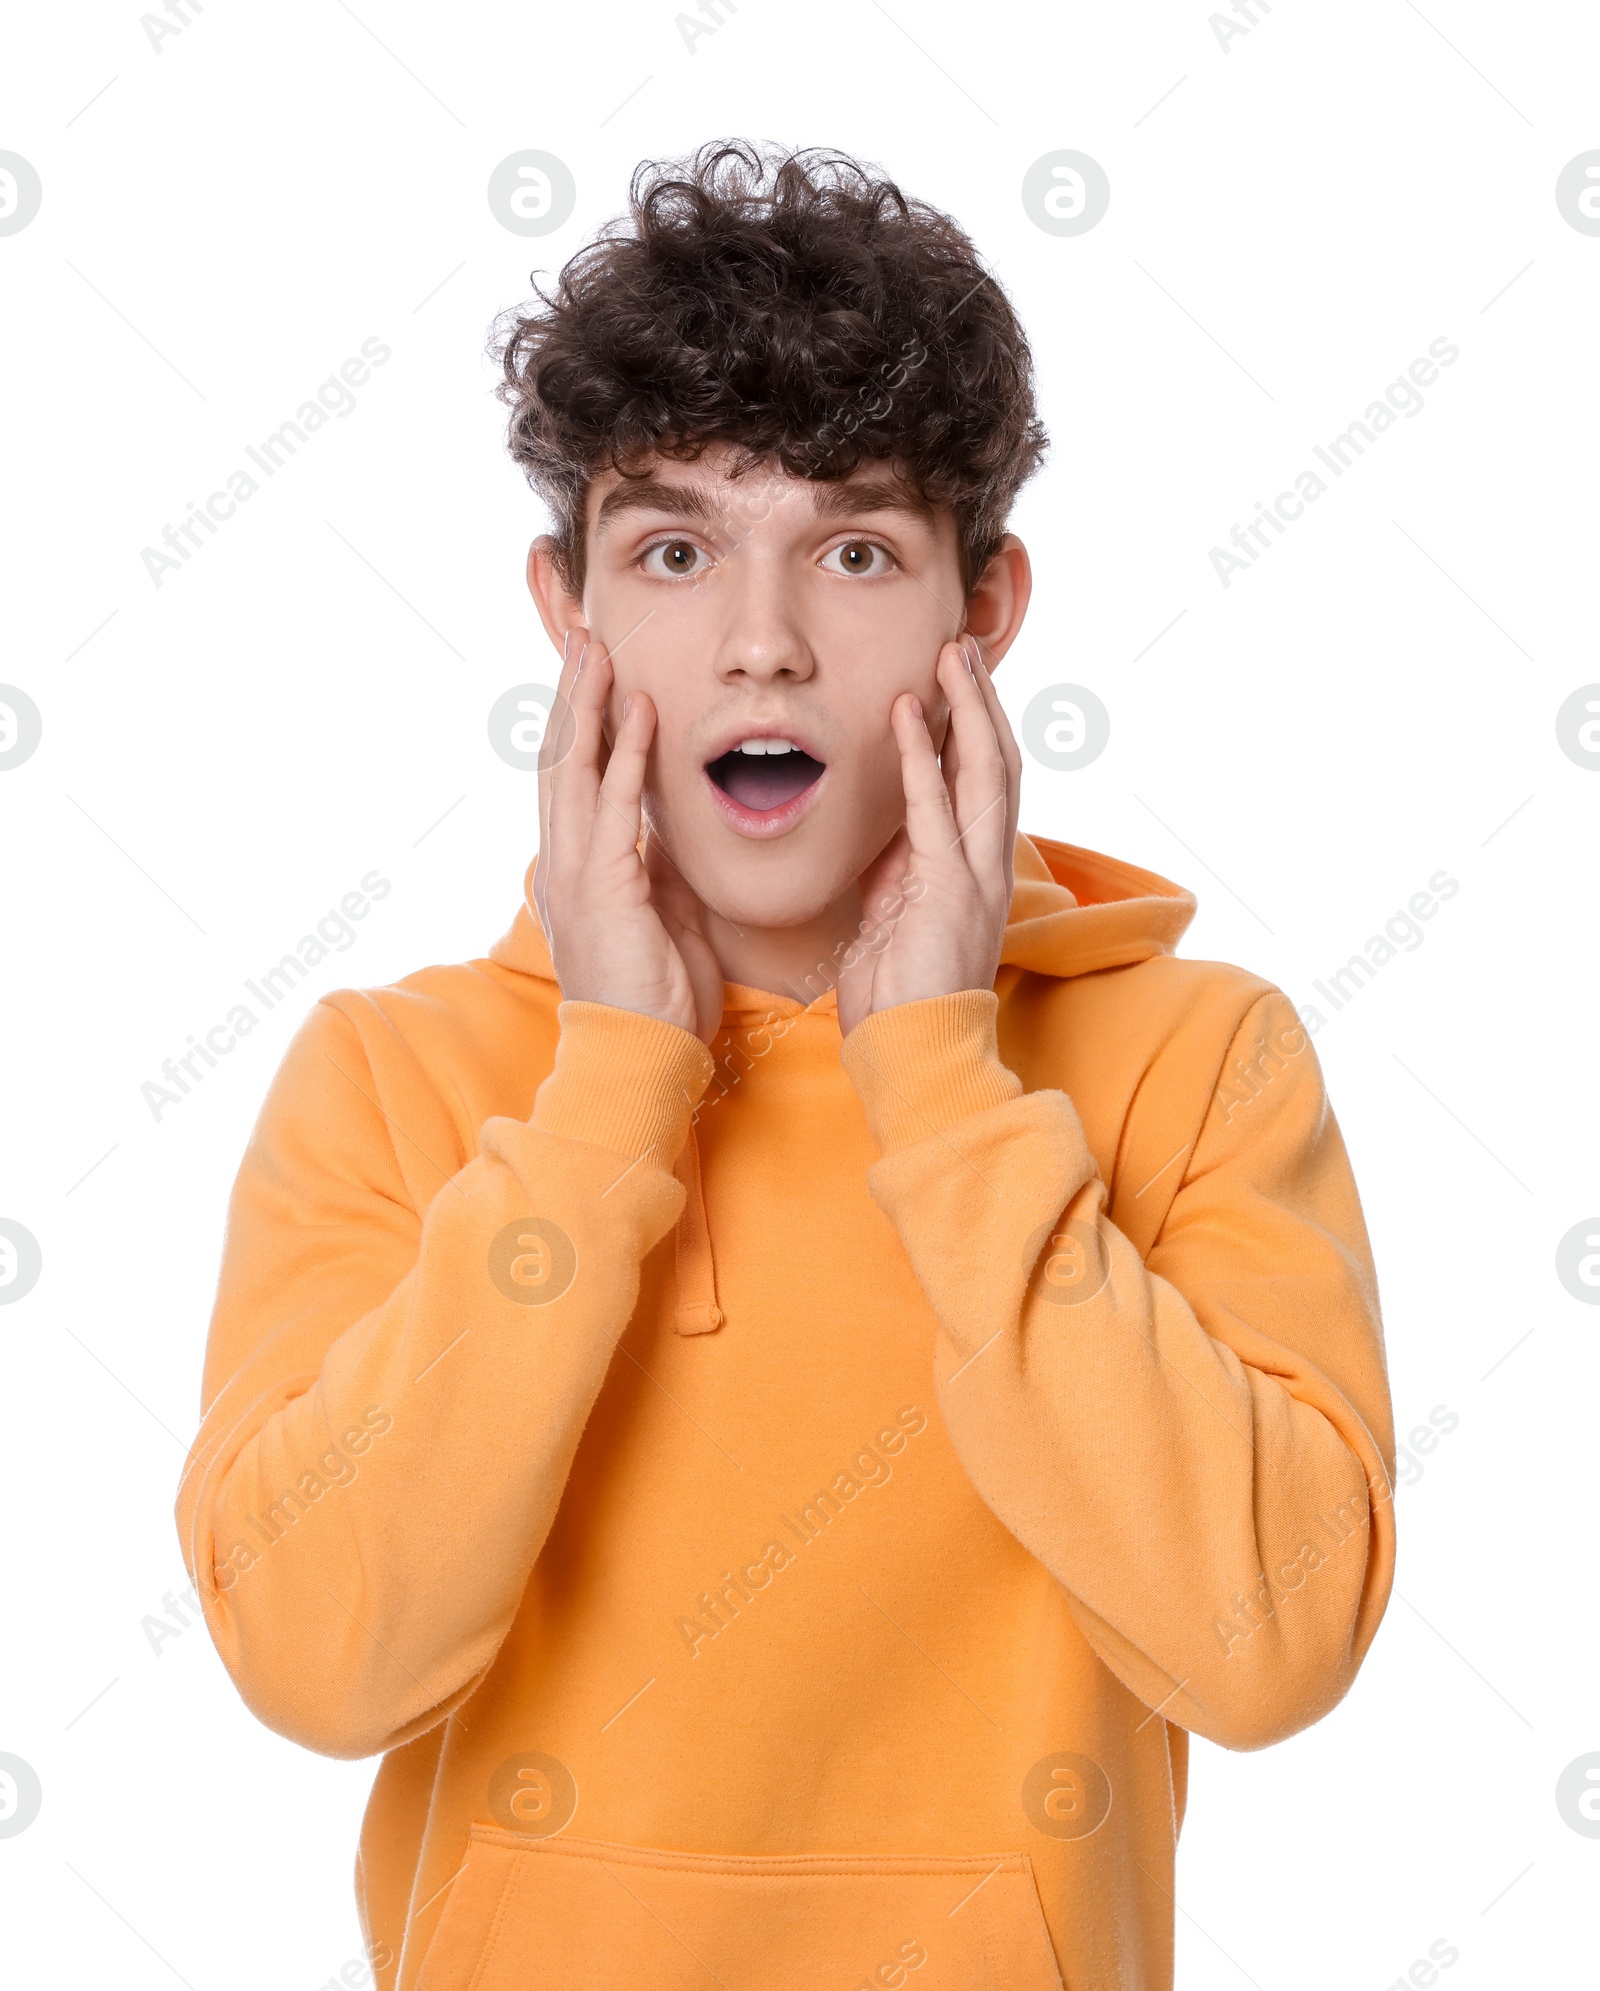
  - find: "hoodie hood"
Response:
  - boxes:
[487,832,1197,1005]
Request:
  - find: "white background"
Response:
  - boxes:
[2,2,1598,1985]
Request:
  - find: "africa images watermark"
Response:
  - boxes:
[141,869,391,1120]
[1211,1010,1312,1125]
[208,1405,394,1593]
[1393,1404,1459,1490]
[849,1937,929,1990]
[675,1405,930,1656]
[1209,0,1282,55]
[675,0,742,55]
[1383,1940,1460,1991]
[140,0,210,55]
[141,1579,203,1657]
[1298,868,1459,1031]
[309,1947,396,1991]
[798,330,930,474]
[1212,1477,1380,1658]
[1209,337,1460,587]
[139,337,391,587]
[1207,870,1458,1125]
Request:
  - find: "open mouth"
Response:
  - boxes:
[705,738,827,824]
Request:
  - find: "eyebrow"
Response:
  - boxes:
[594,477,722,534]
[591,472,936,536]
[810,480,936,526]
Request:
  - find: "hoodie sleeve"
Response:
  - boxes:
[175,995,713,1759]
[840,986,1395,1751]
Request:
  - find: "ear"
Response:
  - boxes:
[961,534,1031,672]
[525,537,588,656]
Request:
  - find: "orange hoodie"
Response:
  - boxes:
[177,833,1395,1991]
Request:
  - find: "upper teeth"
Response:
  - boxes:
[734,738,797,755]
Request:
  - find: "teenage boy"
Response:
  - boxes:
[178,143,1395,1991]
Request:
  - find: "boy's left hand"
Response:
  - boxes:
[835,635,1022,1037]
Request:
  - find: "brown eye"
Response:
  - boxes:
[642,538,711,579]
[824,538,890,577]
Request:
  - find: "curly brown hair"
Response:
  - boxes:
[493,140,1048,596]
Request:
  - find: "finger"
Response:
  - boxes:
[854,824,915,948]
[591,684,656,862]
[890,690,961,864]
[539,627,592,863]
[535,628,579,858]
[932,640,963,803]
[936,640,1009,875]
[963,634,1023,798]
[534,626,592,925]
[963,634,1023,900]
[546,636,612,863]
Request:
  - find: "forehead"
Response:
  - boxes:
[586,446,942,539]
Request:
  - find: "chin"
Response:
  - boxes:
[687,853,854,935]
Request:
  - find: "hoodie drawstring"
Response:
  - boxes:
[672,1126,723,1335]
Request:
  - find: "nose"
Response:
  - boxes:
[707,536,815,688]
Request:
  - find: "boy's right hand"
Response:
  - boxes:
[533,632,725,1046]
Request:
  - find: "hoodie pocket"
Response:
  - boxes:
[416,1826,1064,1991]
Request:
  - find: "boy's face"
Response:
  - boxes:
[526,445,1030,934]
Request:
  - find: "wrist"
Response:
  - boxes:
[841,989,1022,1154]
[560,986,698,1036]
[866,945,1005,1021]
[533,1001,715,1167]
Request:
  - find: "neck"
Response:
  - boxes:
[701,884,866,1005]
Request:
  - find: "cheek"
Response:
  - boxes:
[822,607,951,726]
[822,589,946,672]
[592,626,682,744]
[850,732,916,836]
[636,690,699,809]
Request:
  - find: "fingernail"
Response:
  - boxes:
[910,696,924,721]
[622,694,632,720]
[575,642,588,675]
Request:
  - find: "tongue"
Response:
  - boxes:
[714,751,824,810]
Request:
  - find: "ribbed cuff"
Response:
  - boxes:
[840,991,1022,1155]
[531,1001,715,1169]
